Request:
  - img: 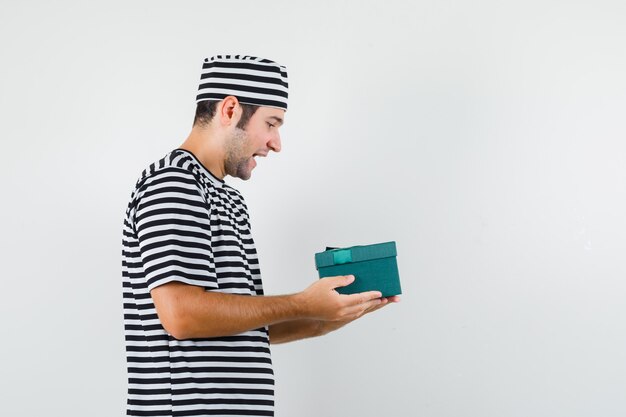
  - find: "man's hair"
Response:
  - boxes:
[193,100,259,130]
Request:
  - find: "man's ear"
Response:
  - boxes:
[218,96,240,126]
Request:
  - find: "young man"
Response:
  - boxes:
[121,55,399,417]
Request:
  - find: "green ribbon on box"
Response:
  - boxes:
[332,249,352,265]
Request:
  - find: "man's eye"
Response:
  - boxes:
[267,122,275,128]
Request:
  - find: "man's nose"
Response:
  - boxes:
[268,133,281,153]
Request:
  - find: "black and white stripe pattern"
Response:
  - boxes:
[121,149,274,416]
[196,55,288,111]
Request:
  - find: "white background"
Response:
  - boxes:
[1,1,625,416]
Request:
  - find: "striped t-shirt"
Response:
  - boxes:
[121,149,274,416]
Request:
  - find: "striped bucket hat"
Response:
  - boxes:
[196,55,289,111]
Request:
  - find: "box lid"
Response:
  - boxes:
[315,241,397,269]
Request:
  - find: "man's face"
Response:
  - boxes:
[224,105,284,180]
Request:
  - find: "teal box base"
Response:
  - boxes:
[315,241,402,297]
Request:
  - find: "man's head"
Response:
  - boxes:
[211,96,284,180]
[192,55,288,180]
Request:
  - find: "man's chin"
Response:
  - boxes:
[230,158,255,180]
[235,169,253,181]
[239,158,255,180]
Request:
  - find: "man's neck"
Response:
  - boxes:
[179,128,226,179]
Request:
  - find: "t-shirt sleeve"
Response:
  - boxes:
[133,168,218,292]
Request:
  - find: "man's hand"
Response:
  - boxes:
[297,275,385,322]
[269,288,400,344]
[315,294,401,337]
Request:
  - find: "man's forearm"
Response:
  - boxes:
[269,319,321,344]
[151,283,308,339]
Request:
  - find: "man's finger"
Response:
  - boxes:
[367,296,386,310]
[344,291,382,306]
[343,290,382,306]
[361,291,383,304]
[323,275,355,290]
[348,297,385,316]
[345,298,382,321]
[364,297,388,314]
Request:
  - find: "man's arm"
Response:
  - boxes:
[151,275,383,340]
[268,319,322,344]
[268,296,401,344]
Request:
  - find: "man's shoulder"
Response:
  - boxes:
[124,150,209,223]
[133,150,205,191]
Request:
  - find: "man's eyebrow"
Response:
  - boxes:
[268,116,284,126]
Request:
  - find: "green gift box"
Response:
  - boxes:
[315,241,402,297]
